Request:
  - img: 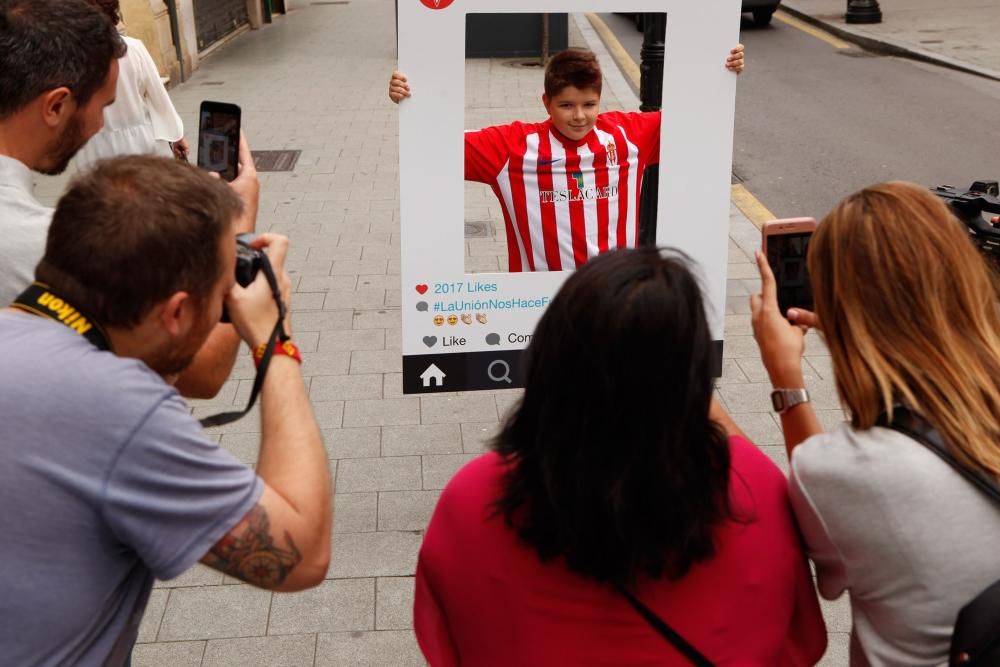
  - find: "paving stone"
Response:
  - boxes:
[376,577,416,630]
[268,578,374,635]
[420,394,498,424]
[137,588,168,642]
[378,490,441,532]
[323,288,387,310]
[342,397,420,427]
[818,632,852,667]
[461,421,500,453]
[291,291,327,311]
[721,334,763,359]
[334,492,378,533]
[383,373,404,399]
[158,585,271,641]
[717,382,773,414]
[309,401,346,429]
[716,358,750,386]
[314,631,423,666]
[328,531,423,578]
[311,374,383,401]
[219,432,262,465]
[820,593,853,632]
[132,641,205,667]
[352,309,401,330]
[300,351,352,376]
[202,635,317,667]
[733,411,785,446]
[494,390,524,421]
[806,355,835,381]
[381,423,463,456]
[350,349,403,374]
[336,456,423,493]
[154,563,224,589]
[317,329,386,353]
[422,453,479,490]
[291,310,354,332]
[324,427,381,460]
[296,275,360,292]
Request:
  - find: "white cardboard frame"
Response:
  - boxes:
[398,1,740,393]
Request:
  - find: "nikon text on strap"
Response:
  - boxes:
[11,283,111,351]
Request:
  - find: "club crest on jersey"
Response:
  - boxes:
[605,142,618,167]
[420,0,454,8]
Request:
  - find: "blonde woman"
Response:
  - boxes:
[751,181,1000,666]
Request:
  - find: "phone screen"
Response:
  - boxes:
[766,232,814,315]
[197,103,240,182]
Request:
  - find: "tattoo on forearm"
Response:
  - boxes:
[206,504,302,587]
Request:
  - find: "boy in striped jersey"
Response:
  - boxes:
[390,46,744,272]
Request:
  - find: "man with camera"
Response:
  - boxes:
[0,155,332,665]
[0,0,258,398]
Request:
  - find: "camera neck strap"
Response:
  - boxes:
[199,252,287,428]
[10,282,112,351]
[11,256,287,430]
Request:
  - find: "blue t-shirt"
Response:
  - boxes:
[0,311,263,666]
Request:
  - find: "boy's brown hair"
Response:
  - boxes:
[544,49,602,98]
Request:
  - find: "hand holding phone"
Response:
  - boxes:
[197,101,241,182]
[761,217,817,317]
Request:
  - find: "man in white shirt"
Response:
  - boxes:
[0,0,124,305]
[0,0,259,398]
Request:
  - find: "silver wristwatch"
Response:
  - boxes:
[771,388,810,414]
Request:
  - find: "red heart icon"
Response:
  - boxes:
[415,284,429,295]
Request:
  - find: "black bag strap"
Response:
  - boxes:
[883,407,1000,505]
[615,584,715,667]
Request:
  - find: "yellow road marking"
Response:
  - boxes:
[731,184,776,229]
[585,13,641,90]
[774,10,852,49]
[587,13,779,229]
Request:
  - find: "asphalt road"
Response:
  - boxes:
[599,11,1000,221]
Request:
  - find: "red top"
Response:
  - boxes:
[464,111,661,272]
[414,436,826,666]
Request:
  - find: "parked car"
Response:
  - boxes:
[617,2,779,29]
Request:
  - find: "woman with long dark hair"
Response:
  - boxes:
[415,247,826,665]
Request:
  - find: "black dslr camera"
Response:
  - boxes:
[235,233,263,287]
[221,233,269,323]
[932,181,1000,271]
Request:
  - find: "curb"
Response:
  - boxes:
[777,5,1000,83]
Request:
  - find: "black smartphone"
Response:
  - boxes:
[197,101,241,182]
[762,217,817,316]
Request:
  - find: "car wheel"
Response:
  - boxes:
[752,8,775,26]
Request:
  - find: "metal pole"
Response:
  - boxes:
[637,13,665,246]
[846,0,882,24]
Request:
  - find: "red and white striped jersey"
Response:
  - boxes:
[465,111,661,272]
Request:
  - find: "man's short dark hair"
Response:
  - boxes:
[36,156,243,328]
[0,0,126,119]
[544,49,603,98]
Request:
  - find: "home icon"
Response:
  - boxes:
[421,364,446,388]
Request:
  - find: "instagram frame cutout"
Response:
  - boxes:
[398,0,741,394]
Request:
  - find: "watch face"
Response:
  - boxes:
[771,391,785,412]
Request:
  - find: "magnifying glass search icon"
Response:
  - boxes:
[487,359,512,384]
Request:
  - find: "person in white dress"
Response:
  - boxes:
[76,0,188,169]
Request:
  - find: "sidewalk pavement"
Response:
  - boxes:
[782,0,1000,81]
[30,2,853,664]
